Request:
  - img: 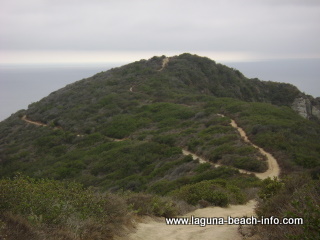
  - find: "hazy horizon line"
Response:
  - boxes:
[2,50,320,66]
[1,57,320,68]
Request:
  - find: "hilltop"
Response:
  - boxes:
[1,53,319,175]
[22,54,320,128]
[0,53,319,240]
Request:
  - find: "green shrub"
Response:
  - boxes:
[255,174,320,240]
[209,143,235,161]
[191,166,240,183]
[209,134,237,146]
[258,177,283,200]
[227,156,267,172]
[147,180,178,195]
[153,134,177,146]
[0,175,132,240]
[1,175,101,223]
[103,115,149,138]
[171,180,245,206]
[195,163,211,173]
[125,192,179,217]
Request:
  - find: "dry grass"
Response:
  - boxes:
[0,212,40,240]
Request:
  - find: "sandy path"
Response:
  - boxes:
[229,119,279,179]
[21,115,62,131]
[182,149,254,176]
[219,114,280,179]
[21,115,47,127]
[128,200,256,240]
[182,115,280,180]
[128,114,280,240]
[158,57,170,71]
[21,113,279,179]
[22,112,279,239]
[182,149,208,164]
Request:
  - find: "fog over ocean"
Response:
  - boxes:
[0,59,319,122]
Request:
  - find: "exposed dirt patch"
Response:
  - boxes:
[21,115,47,127]
[158,57,170,71]
[182,114,280,180]
[127,200,257,240]
[222,114,280,179]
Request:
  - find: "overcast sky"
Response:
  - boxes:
[1,0,320,64]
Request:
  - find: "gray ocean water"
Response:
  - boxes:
[0,59,319,122]
[0,63,122,121]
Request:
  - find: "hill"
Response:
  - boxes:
[0,53,319,239]
[21,54,320,127]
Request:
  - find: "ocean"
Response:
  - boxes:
[0,59,319,122]
[226,58,320,98]
[0,63,122,121]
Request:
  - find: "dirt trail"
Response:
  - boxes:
[21,115,63,131]
[158,57,170,71]
[22,115,47,127]
[128,114,280,240]
[182,149,253,176]
[182,149,207,164]
[128,200,256,240]
[22,113,279,239]
[182,115,280,180]
[218,114,280,180]
[229,119,279,179]
[21,113,279,179]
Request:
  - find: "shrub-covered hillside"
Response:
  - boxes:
[1,53,320,240]
[20,53,309,132]
[1,53,320,189]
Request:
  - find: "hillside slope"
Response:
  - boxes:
[22,54,320,130]
[1,54,319,181]
[1,53,320,240]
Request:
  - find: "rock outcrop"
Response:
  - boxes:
[292,97,312,119]
[312,105,320,119]
[292,97,320,120]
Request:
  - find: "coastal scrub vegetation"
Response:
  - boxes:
[1,53,319,239]
[255,175,320,240]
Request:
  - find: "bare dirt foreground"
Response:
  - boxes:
[126,115,280,240]
[126,201,256,240]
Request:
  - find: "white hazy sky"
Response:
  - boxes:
[1,0,320,64]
